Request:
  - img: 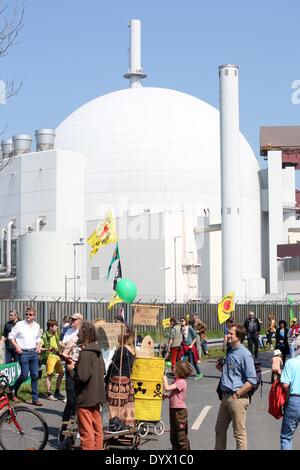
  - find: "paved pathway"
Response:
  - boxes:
[17,349,300,451]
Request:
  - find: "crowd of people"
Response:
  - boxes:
[0,307,300,451]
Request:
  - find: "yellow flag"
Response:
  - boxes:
[162,318,171,329]
[108,293,123,310]
[87,210,118,257]
[218,292,235,324]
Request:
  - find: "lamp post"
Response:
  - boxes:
[277,256,292,300]
[174,236,182,301]
[241,278,247,301]
[72,239,85,300]
[65,275,79,302]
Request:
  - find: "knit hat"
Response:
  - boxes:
[273,349,282,357]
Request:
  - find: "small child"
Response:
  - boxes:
[163,361,193,450]
[271,349,283,383]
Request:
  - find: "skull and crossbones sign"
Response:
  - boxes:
[153,383,162,398]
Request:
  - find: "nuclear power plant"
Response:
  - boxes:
[0,19,300,302]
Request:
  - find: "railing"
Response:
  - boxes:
[0,299,298,332]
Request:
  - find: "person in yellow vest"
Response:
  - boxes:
[41,319,65,401]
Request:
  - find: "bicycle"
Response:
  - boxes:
[0,375,49,450]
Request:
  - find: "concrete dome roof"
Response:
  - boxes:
[56,87,260,222]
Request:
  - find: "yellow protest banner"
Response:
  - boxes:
[162,318,171,328]
[87,210,118,257]
[108,292,123,310]
[218,291,235,324]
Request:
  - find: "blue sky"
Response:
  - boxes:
[1,0,300,176]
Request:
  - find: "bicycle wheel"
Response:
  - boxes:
[137,422,149,438]
[0,406,49,450]
[154,420,165,436]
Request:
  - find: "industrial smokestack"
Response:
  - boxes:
[219,64,241,297]
[12,134,32,155]
[1,139,13,158]
[35,129,55,151]
[123,19,147,88]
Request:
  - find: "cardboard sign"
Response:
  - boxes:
[94,320,123,351]
[136,335,155,358]
[132,305,159,326]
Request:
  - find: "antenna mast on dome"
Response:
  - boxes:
[124,19,147,88]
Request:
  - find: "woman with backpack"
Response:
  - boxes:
[106,333,135,428]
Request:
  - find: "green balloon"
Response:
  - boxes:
[116,278,137,303]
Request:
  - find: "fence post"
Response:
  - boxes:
[86,302,91,322]
[43,301,48,331]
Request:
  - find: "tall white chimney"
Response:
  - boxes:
[123,19,147,88]
[219,64,241,297]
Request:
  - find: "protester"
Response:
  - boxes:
[275,320,290,364]
[163,361,193,450]
[180,318,203,380]
[67,321,106,450]
[106,333,135,428]
[168,318,182,372]
[223,317,234,355]
[271,349,283,383]
[280,335,300,450]
[114,314,131,335]
[40,319,65,401]
[266,314,276,350]
[195,319,209,356]
[60,315,71,341]
[0,310,20,364]
[288,318,300,358]
[244,311,260,359]
[188,314,199,329]
[9,307,43,406]
[59,312,83,443]
[257,319,266,349]
[215,323,257,450]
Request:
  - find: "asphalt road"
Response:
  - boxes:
[15,349,300,451]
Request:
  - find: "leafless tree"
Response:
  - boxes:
[0,1,24,171]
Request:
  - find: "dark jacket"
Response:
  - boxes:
[275,328,290,354]
[109,346,135,379]
[74,341,105,408]
[3,320,19,352]
[244,318,260,335]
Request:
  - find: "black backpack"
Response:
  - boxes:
[249,360,263,402]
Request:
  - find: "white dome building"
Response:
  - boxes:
[55,86,264,299]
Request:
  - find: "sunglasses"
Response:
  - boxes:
[26,313,34,316]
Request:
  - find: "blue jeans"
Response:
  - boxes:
[5,348,18,364]
[280,396,300,450]
[13,350,39,401]
[185,349,201,375]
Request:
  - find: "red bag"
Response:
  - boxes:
[268,380,288,420]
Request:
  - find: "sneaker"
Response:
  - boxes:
[270,345,274,350]
[62,397,67,403]
[195,373,204,380]
[47,393,58,401]
[54,391,65,401]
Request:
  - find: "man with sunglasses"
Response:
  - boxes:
[9,307,43,406]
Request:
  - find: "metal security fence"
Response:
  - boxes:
[1,299,299,333]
